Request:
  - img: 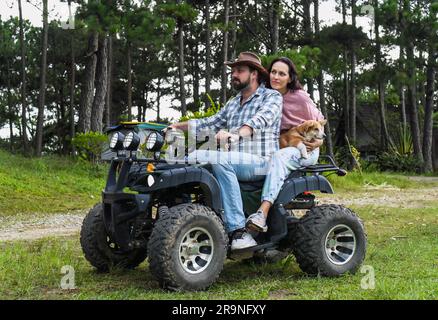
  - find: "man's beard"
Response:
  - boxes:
[232,77,250,91]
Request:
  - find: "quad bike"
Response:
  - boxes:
[80,122,367,291]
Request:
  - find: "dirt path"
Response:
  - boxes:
[0,211,87,242]
[319,186,438,208]
[1,177,437,242]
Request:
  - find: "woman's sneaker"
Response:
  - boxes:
[246,210,268,232]
[230,228,257,250]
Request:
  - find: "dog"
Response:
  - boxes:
[279,119,327,159]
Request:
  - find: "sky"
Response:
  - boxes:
[0,0,375,137]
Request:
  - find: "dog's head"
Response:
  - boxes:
[297,119,327,140]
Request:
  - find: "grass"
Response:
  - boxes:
[325,170,428,192]
[0,149,105,216]
[0,204,437,300]
[0,149,437,299]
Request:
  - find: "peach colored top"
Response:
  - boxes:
[280,89,324,132]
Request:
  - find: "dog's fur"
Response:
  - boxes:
[279,119,327,159]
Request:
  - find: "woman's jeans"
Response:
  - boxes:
[261,147,320,204]
[189,150,268,233]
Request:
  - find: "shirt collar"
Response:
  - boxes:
[236,83,266,105]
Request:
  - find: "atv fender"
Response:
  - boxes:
[130,166,224,216]
[276,175,334,205]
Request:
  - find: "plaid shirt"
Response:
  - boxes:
[189,84,283,158]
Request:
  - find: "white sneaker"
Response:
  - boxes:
[231,229,258,250]
[246,211,268,232]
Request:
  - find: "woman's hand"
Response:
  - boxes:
[304,139,323,152]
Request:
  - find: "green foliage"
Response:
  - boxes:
[335,145,361,171]
[179,94,221,122]
[72,132,107,164]
[391,126,413,155]
[376,152,421,173]
[159,2,198,23]
[261,47,321,79]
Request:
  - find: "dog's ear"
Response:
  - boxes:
[319,119,327,126]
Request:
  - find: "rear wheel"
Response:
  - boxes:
[147,203,228,291]
[291,204,367,276]
[80,204,148,272]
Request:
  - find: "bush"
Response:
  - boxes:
[335,145,361,171]
[72,132,107,164]
[376,152,422,173]
[179,94,221,122]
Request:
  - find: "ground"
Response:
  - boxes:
[0,174,437,299]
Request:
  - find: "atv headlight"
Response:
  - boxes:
[146,132,164,151]
[109,132,125,150]
[123,131,140,151]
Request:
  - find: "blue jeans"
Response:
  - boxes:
[261,147,320,204]
[189,150,268,233]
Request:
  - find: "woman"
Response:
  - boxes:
[246,57,324,232]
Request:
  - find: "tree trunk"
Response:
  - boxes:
[342,0,350,141]
[350,0,357,144]
[230,0,237,60]
[406,43,424,163]
[6,59,14,151]
[399,46,407,131]
[137,89,143,122]
[69,31,76,153]
[314,0,334,159]
[156,78,162,122]
[193,42,200,108]
[221,0,230,106]
[79,31,98,133]
[205,0,211,107]
[267,0,279,54]
[374,0,393,150]
[91,35,108,133]
[143,91,148,122]
[18,0,29,155]
[422,42,436,173]
[105,35,113,128]
[272,0,279,53]
[433,126,438,172]
[177,14,187,116]
[35,0,49,157]
[127,43,133,121]
[303,0,314,99]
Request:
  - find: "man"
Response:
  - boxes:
[168,52,282,250]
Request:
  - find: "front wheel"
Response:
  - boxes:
[80,204,148,272]
[291,204,367,276]
[147,204,228,291]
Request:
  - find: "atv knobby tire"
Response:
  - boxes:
[147,203,228,291]
[291,204,366,276]
[80,203,148,272]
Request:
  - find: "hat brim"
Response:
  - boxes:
[224,60,269,80]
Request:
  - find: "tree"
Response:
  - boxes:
[374,0,394,151]
[221,0,230,105]
[177,0,187,116]
[422,1,438,173]
[90,35,108,132]
[78,31,98,132]
[35,0,49,156]
[314,0,334,159]
[18,0,29,155]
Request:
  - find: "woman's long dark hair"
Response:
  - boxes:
[267,57,303,92]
